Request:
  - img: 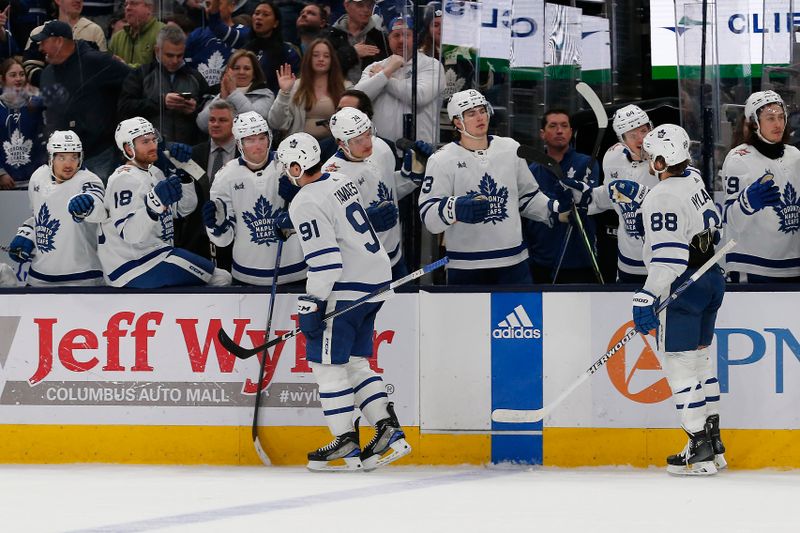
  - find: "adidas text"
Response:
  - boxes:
[492,327,541,339]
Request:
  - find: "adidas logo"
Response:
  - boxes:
[492,305,542,339]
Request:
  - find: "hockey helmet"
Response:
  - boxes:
[232,111,271,144]
[328,107,373,142]
[115,117,157,160]
[642,124,691,168]
[612,104,652,140]
[47,130,83,176]
[277,132,321,184]
[744,90,786,126]
[446,89,492,123]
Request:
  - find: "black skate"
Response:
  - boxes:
[666,427,717,476]
[361,402,411,471]
[307,420,363,472]
[706,414,727,470]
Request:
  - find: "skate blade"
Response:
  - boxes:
[714,453,727,470]
[666,460,718,476]
[306,456,363,473]
[362,439,411,472]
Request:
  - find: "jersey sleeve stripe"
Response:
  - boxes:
[651,257,688,266]
[447,243,526,261]
[332,281,385,293]
[319,387,355,398]
[114,213,135,228]
[651,242,690,251]
[305,247,340,261]
[618,251,646,267]
[232,259,307,278]
[726,253,800,268]
[308,263,343,273]
[519,190,540,210]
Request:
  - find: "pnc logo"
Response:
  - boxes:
[605,321,672,404]
[492,305,542,340]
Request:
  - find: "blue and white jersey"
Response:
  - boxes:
[98,164,197,287]
[24,165,106,286]
[641,167,721,297]
[0,99,47,190]
[322,138,403,267]
[185,19,235,87]
[289,171,391,303]
[721,143,800,277]
[593,142,660,276]
[208,155,307,286]
[418,136,552,270]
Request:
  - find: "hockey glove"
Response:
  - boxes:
[146,174,183,216]
[278,174,301,204]
[272,210,294,241]
[298,295,327,339]
[609,179,649,206]
[741,178,781,214]
[560,177,593,208]
[401,140,434,184]
[166,142,192,163]
[68,193,95,222]
[366,201,398,232]
[201,199,228,235]
[440,193,490,224]
[632,290,659,335]
[547,187,574,225]
[8,227,34,263]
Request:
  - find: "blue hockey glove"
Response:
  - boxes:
[146,174,183,215]
[68,193,95,222]
[272,210,294,241]
[8,232,34,263]
[366,201,398,232]
[278,174,301,204]
[632,290,659,334]
[202,199,228,236]
[439,192,490,224]
[547,186,574,225]
[560,177,593,208]
[741,178,781,214]
[166,142,192,163]
[298,295,327,339]
[401,140,434,184]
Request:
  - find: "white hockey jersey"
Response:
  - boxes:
[321,138,404,267]
[23,165,106,286]
[721,143,800,277]
[98,163,197,287]
[208,155,307,285]
[289,171,392,303]
[590,142,660,277]
[419,136,552,270]
[641,167,721,297]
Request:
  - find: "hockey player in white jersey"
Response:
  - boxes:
[632,124,726,476]
[277,132,411,472]
[201,111,306,286]
[323,107,431,280]
[98,117,232,288]
[7,130,106,286]
[721,90,800,282]
[419,89,572,285]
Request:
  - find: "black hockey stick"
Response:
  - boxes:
[249,237,284,466]
[491,239,736,424]
[218,256,450,360]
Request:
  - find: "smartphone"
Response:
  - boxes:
[179,92,193,99]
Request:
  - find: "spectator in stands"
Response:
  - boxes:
[82,0,116,33]
[355,15,444,145]
[0,6,18,60]
[322,0,389,85]
[186,0,240,87]
[28,0,108,52]
[268,38,347,159]
[118,25,210,145]
[196,50,274,135]
[35,20,131,181]
[0,58,46,190]
[10,0,47,47]
[296,2,328,53]
[109,0,164,68]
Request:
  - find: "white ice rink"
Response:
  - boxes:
[1,464,798,532]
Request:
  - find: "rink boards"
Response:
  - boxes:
[0,289,798,468]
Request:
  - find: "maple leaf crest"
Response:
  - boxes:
[197,50,227,86]
[441,69,465,100]
[35,203,60,253]
[774,181,800,234]
[3,129,33,168]
[159,210,174,242]
[370,181,394,207]
[242,196,278,245]
[467,173,508,224]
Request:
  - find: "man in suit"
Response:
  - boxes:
[174,99,238,270]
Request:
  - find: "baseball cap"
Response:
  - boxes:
[388,15,413,31]
[31,20,73,42]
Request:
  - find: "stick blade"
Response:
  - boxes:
[491,408,545,424]
[217,327,260,360]
[576,82,609,128]
[253,434,272,466]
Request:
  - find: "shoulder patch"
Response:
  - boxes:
[324,162,340,173]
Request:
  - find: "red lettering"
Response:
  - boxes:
[290,314,311,373]
[131,312,162,371]
[369,330,393,374]
[30,318,57,385]
[59,328,99,372]
[241,328,289,394]
[102,311,133,371]
[177,318,253,372]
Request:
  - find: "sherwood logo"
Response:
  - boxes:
[492,305,541,339]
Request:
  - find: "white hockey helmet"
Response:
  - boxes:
[277,132,321,185]
[612,104,652,140]
[47,130,83,176]
[744,90,786,125]
[232,110,271,144]
[642,124,691,170]
[115,117,157,160]
[447,89,493,123]
[329,107,373,142]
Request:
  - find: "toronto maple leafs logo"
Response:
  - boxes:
[35,204,60,253]
[619,203,643,239]
[369,182,394,208]
[467,173,508,224]
[289,139,298,148]
[442,69,466,100]
[159,210,174,242]
[242,196,278,245]
[197,50,226,86]
[3,130,33,168]
[657,129,667,138]
[774,182,800,234]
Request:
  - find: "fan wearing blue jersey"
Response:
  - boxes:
[633,124,726,476]
[277,132,410,472]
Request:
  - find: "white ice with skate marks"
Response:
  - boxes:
[1,464,798,532]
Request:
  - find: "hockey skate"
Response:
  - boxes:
[706,414,727,470]
[666,427,718,476]
[361,402,411,471]
[307,420,363,472]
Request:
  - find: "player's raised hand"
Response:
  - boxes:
[742,177,781,213]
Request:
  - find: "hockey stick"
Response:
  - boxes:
[491,239,736,424]
[218,256,450,359]
[249,238,284,466]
